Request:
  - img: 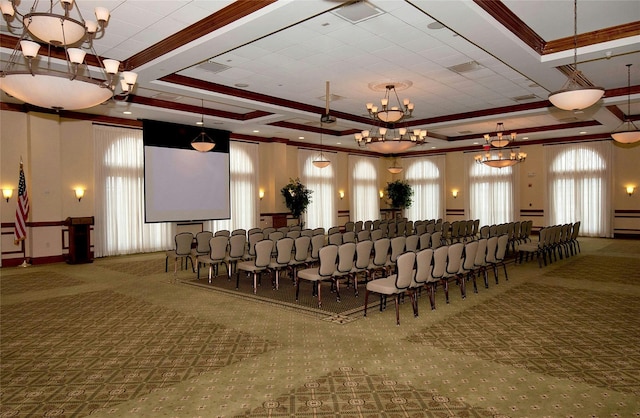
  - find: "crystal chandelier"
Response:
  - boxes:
[547,0,604,111]
[611,64,640,144]
[484,122,516,148]
[366,84,414,123]
[475,149,527,168]
[0,0,137,110]
[354,126,427,154]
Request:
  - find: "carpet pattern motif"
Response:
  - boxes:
[0,290,279,417]
[235,367,495,417]
[98,258,170,277]
[542,254,640,284]
[0,270,84,295]
[407,282,640,395]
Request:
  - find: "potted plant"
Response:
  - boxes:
[386,179,413,210]
[281,178,313,225]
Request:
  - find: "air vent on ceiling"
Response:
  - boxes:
[447,61,481,74]
[512,94,538,102]
[332,1,383,24]
[198,59,231,74]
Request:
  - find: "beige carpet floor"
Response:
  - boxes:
[1,237,639,417]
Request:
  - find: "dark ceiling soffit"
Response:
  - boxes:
[130,95,271,121]
[123,0,277,70]
[543,21,640,55]
[606,105,640,123]
[448,120,602,142]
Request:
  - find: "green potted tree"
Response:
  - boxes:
[281,178,313,226]
[385,179,413,210]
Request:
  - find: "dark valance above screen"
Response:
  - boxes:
[142,119,230,152]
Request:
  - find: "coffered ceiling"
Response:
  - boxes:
[1,0,639,154]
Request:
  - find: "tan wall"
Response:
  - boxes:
[1,109,640,264]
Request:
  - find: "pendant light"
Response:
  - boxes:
[313,82,332,168]
[387,156,403,174]
[548,0,604,111]
[312,120,331,168]
[191,99,215,152]
[611,64,640,144]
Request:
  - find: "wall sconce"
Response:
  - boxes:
[339,190,345,200]
[452,190,459,199]
[379,190,384,199]
[74,188,85,202]
[259,189,265,200]
[2,188,13,202]
[626,186,636,196]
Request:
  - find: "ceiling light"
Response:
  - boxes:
[387,157,403,174]
[547,0,604,111]
[365,84,414,123]
[355,127,427,154]
[484,122,516,148]
[475,150,527,169]
[191,99,215,152]
[312,119,330,169]
[611,64,640,144]
[0,0,137,110]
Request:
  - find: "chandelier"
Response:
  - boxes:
[191,99,215,152]
[475,149,527,168]
[387,157,403,174]
[366,84,414,123]
[312,119,331,168]
[611,64,640,144]
[0,0,137,110]
[354,126,427,154]
[547,0,604,111]
[484,122,516,148]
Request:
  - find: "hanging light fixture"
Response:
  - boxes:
[355,127,427,154]
[366,84,414,123]
[0,0,137,110]
[611,64,640,144]
[312,120,331,168]
[387,157,403,174]
[191,99,215,152]
[484,122,516,148]
[475,149,527,168]
[547,0,604,111]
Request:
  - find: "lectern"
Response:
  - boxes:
[65,216,94,264]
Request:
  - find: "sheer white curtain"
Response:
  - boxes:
[545,141,612,237]
[466,153,519,226]
[404,155,445,222]
[298,149,337,229]
[210,141,260,233]
[348,155,379,222]
[93,125,173,257]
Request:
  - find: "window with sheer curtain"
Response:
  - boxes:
[466,155,518,226]
[404,155,445,222]
[545,141,612,237]
[348,155,379,222]
[210,141,260,233]
[298,149,337,229]
[93,125,173,257]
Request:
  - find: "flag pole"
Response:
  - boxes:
[15,157,31,267]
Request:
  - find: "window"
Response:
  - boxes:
[404,155,445,221]
[298,149,337,229]
[94,125,172,257]
[467,155,518,225]
[348,155,379,222]
[546,141,612,237]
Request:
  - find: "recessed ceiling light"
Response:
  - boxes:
[431,146,436,149]
[123,111,132,115]
[196,121,203,125]
[336,142,341,145]
[298,136,304,140]
[580,131,587,134]
[472,142,479,145]
[235,83,249,88]
[523,137,529,140]
[253,130,259,133]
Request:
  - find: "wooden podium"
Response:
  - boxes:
[65,216,94,264]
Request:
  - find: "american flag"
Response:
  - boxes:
[14,162,29,245]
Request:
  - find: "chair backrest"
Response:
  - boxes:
[430,245,448,280]
[274,237,294,264]
[328,232,342,246]
[328,226,340,235]
[357,230,371,242]
[364,220,373,231]
[371,229,383,241]
[415,222,426,235]
[371,220,380,230]
[461,240,478,272]
[354,239,373,269]
[262,227,275,236]
[344,221,355,232]
[450,221,460,241]
[445,243,464,275]
[414,248,434,285]
[228,233,246,258]
[426,222,436,234]
[393,251,416,290]
[301,228,314,237]
[397,221,406,237]
[430,231,443,249]
[194,231,213,255]
[342,231,356,243]
[289,225,302,231]
[175,232,194,256]
[336,242,356,273]
[441,221,451,240]
[286,230,301,239]
[215,229,230,237]
[474,238,488,267]
[312,227,325,236]
[485,236,498,263]
[254,239,274,268]
[231,228,246,237]
[248,232,264,256]
[390,236,406,263]
[480,225,490,239]
[571,221,580,239]
[406,220,413,235]
[318,245,339,277]
[209,235,229,260]
[372,238,390,267]
[310,234,326,259]
[276,226,289,234]
[268,231,285,242]
[388,222,397,238]
[405,234,420,252]
[495,234,509,261]
[248,227,262,236]
[489,224,498,237]
[354,221,363,233]
[472,219,480,236]
[293,235,311,262]
[419,232,431,250]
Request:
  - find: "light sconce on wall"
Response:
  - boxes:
[452,190,459,199]
[379,190,384,199]
[626,186,636,196]
[74,188,85,202]
[259,189,265,200]
[3,188,13,202]
[339,190,345,200]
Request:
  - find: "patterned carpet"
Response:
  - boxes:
[1,238,640,417]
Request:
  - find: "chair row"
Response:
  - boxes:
[517,222,580,267]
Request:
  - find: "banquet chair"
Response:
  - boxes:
[332,242,357,301]
[344,221,355,232]
[236,239,273,293]
[387,236,406,274]
[245,232,264,260]
[214,229,230,237]
[247,227,262,237]
[371,219,380,230]
[442,242,464,303]
[450,221,460,243]
[306,234,326,266]
[277,226,290,235]
[268,231,285,242]
[166,232,195,276]
[485,236,499,280]
[367,237,390,281]
[426,222,436,234]
[289,225,302,232]
[419,232,431,250]
[427,245,448,310]
[328,232,342,246]
[459,240,478,295]
[430,231,443,249]
[370,229,383,241]
[487,234,509,283]
[268,237,294,290]
[224,233,246,280]
[415,222,426,236]
[300,228,314,237]
[328,226,340,235]
[342,231,356,243]
[569,221,581,255]
[354,220,363,233]
[473,238,489,289]
[364,220,373,231]
[405,234,420,252]
[297,244,338,307]
[364,251,417,326]
[286,230,301,239]
[262,227,275,236]
[289,235,311,284]
[410,248,434,315]
[231,228,246,237]
[357,229,371,242]
[312,227,325,236]
[191,231,213,261]
[351,239,373,290]
[197,235,228,282]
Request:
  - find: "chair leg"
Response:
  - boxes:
[459,274,466,299]
[411,290,418,318]
[317,282,322,307]
[442,279,449,303]
[394,295,400,326]
[428,284,436,310]
[364,289,369,317]
[334,279,341,302]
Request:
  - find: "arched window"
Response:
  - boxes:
[546,142,612,237]
[299,149,337,229]
[404,156,445,222]
[348,155,379,222]
[94,125,172,257]
[467,155,517,226]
